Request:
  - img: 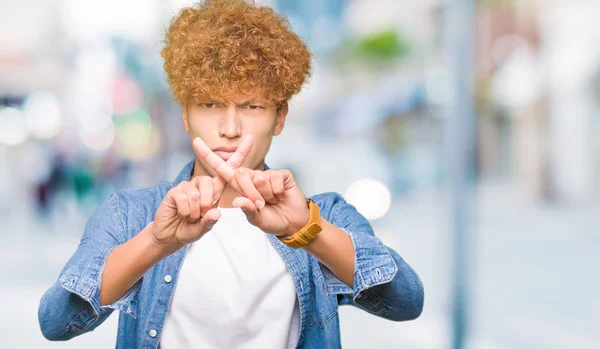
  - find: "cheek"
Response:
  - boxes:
[242,121,275,159]
[243,117,277,135]
[249,136,275,160]
[188,116,216,135]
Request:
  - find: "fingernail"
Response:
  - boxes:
[255,200,265,209]
[232,201,239,208]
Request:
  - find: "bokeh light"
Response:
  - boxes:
[79,120,116,151]
[1,1,599,348]
[22,92,62,140]
[344,178,392,220]
[0,107,29,146]
[114,108,160,161]
[112,75,143,115]
[78,108,114,133]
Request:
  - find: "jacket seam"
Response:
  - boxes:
[322,309,339,326]
[357,288,393,316]
[329,196,367,291]
[110,193,126,241]
[66,305,95,334]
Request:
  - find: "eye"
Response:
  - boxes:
[200,103,218,109]
[246,105,263,110]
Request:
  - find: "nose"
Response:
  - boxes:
[219,104,242,139]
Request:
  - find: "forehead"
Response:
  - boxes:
[214,92,277,107]
[229,92,262,103]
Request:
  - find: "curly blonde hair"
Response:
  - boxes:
[161,0,311,105]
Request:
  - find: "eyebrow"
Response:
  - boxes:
[234,99,259,106]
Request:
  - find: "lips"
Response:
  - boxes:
[213,146,238,161]
[214,150,235,160]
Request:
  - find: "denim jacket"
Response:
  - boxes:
[38,160,424,349]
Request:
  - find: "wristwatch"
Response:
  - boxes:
[278,199,323,249]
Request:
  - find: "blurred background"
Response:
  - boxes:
[1,0,599,348]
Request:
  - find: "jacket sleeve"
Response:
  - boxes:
[320,194,424,321]
[38,193,141,341]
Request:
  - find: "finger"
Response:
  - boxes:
[193,137,236,185]
[181,182,201,221]
[190,175,203,187]
[227,135,254,168]
[232,196,260,226]
[211,136,253,205]
[164,187,181,209]
[268,170,286,199]
[235,168,265,209]
[280,169,295,191]
[192,175,223,208]
[198,176,213,215]
[254,173,277,204]
[174,190,191,217]
[211,180,226,207]
[197,208,221,234]
[189,175,204,201]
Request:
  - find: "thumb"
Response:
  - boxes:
[232,196,261,226]
[197,208,221,233]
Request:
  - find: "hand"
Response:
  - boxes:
[152,137,254,248]
[209,135,254,207]
[193,137,310,236]
[152,176,219,248]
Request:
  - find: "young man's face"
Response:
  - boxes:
[182,93,288,176]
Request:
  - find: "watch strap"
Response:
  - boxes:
[278,199,322,249]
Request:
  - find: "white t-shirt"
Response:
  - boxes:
[160,208,300,349]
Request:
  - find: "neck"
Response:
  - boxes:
[191,158,265,208]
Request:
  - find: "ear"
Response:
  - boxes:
[181,104,190,133]
[274,102,288,136]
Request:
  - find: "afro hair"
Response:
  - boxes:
[161,0,312,105]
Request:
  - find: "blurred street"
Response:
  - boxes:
[2,0,600,348]
[2,182,598,349]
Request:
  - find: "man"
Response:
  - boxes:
[38,1,424,348]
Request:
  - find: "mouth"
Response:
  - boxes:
[213,146,238,161]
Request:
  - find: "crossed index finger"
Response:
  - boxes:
[226,135,254,169]
[211,136,254,204]
[193,136,252,194]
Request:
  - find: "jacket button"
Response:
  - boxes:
[149,329,157,338]
[164,275,172,283]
